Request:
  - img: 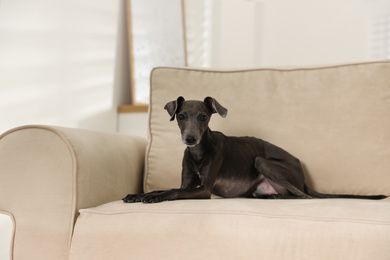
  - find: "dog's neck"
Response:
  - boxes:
[186,128,212,162]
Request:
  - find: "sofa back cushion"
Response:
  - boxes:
[145,61,390,196]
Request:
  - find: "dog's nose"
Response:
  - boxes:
[185,135,197,145]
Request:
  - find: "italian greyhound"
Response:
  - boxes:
[123,96,387,203]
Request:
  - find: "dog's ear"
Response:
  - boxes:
[164,96,185,121]
[204,97,228,118]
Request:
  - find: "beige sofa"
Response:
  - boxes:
[1,61,390,260]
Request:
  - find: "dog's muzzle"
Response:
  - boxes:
[183,134,199,147]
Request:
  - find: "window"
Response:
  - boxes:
[369,1,390,60]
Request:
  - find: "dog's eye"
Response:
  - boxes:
[199,115,208,121]
[177,114,185,120]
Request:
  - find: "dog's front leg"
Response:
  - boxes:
[124,149,222,203]
[122,178,212,203]
[122,161,201,203]
[141,187,212,203]
[122,190,166,203]
[140,169,216,203]
[140,157,222,203]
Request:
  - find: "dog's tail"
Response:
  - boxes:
[304,185,387,200]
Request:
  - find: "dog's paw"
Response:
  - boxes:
[268,194,285,199]
[141,194,164,203]
[122,194,143,203]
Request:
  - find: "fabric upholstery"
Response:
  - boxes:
[145,61,390,196]
[0,125,147,260]
[70,198,390,260]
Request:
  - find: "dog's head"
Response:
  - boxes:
[164,96,228,147]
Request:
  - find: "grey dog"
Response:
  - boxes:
[123,96,387,203]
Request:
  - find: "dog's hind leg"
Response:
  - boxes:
[254,156,312,199]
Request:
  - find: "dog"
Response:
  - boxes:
[123,96,387,203]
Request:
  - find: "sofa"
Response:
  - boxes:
[1,61,389,260]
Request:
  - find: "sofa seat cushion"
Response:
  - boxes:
[70,198,390,260]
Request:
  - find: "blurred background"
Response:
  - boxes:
[1,0,389,134]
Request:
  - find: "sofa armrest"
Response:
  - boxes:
[0,125,147,260]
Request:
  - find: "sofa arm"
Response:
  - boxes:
[0,125,147,260]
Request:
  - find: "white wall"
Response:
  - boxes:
[210,0,261,68]
[259,0,371,67]
[0,0,131,135]
[185,0,389,68]
[118,112,149,139]
[0,0,131,258]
